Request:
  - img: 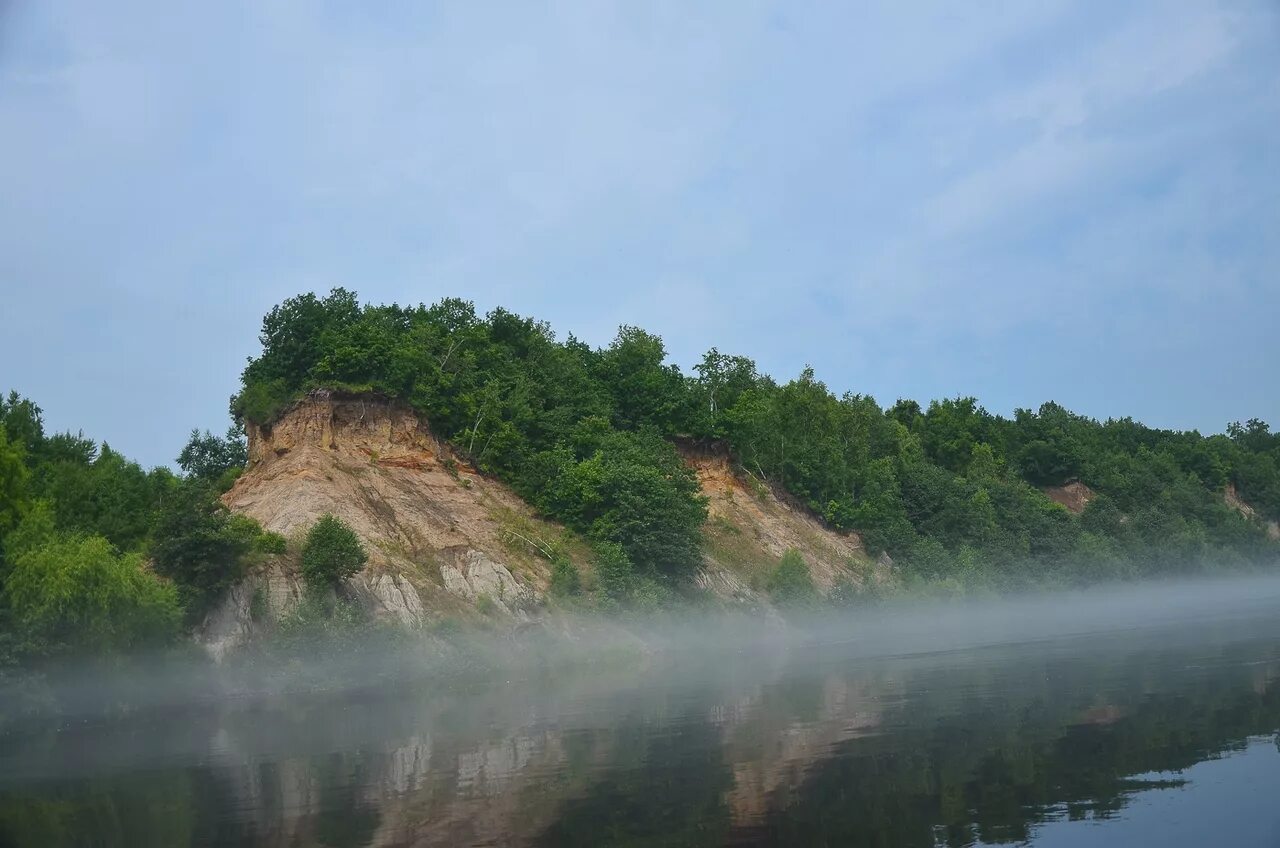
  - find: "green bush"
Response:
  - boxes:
[592,541,633,606]
[255,531,288,555]
[301,514,368,587]
[4,534,181,657]
[766,549,817,606]
[549,558,582,597]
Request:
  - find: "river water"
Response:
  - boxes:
[2,578,1280,847]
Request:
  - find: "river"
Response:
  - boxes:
[2,578,1279,846]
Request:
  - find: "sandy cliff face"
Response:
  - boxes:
[1042,480,1097,515]
[221,393,564,629]
[681,442,871,592]
[215,394,876,640]
[1225,483,1280,541]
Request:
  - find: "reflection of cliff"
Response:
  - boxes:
[6,623,1280,848]
[719,673,885,828]
[195,659,890,847]
[737,641,1280,847]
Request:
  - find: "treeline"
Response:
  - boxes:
[232,289,1280,592]
[0,393,274,664]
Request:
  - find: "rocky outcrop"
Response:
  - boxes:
[1225,483,1280,541]
[1042,480,1096,515]
[439,549,535,617]
[199,561,305,661]
[360,571,427,625]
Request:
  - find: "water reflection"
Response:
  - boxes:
[2,611,1280,847]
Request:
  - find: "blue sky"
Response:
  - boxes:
[1,1,1277,468]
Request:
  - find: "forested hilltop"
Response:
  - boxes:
[233,288,1280,589]
[1,289,1278,667]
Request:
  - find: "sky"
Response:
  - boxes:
[1,1,1277,468]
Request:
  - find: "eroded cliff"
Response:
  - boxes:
[209,392,874,648]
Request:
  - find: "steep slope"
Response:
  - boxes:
[213,393,875,646]
[1042,480,1096,515]
[1224,483,1280,541]
[219,392,576,632]
[680,441,873,594]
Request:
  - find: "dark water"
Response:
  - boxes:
[3,587,1280,847]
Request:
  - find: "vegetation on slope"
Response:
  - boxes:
[1,289,1278,665]
[232,289,1280,591]
[0,393,277,663]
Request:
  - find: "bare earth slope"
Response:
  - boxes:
[681,441,871,594]
[215,393,873,641]
[215,393,568,648]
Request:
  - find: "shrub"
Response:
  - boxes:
[301,514,368,587]
[249,587,268,622]
[766,549,817,606]
[549,558,582,597]
[255,531,288,555]
[5,535,181,657]
[592,541,633,606]
[827,577,859,607]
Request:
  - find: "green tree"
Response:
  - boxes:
[301,514,368,587]
[0,427,30,542]
[4,533,181,657]
[0,391,44,456]
[177,426,247,482]
[539,426,706,578]
[149,481,259,618]
[595,326,689,432]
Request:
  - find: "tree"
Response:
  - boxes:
[177,426,248,482]
[150,481,258,618]
[0,391,44,456]
[539,426,706,579]
[1017,439,1081,487]
[596,326,689,432]
[4,532,181,657]
[0,427,30,541]
[1227,419,1274,454]
[301,514,368,587]
[689,348,760,439]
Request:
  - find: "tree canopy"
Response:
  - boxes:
[230,289,1280,590]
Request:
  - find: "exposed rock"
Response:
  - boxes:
[1224,483,1280,540]
[1225,482,1258,520]
[218,393,900,628]
[439,549,535,616]
[358,571,427,626]
[1042,480,1096,515]
[198,562,305,661]
[695,566,760,606]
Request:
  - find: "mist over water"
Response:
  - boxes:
[4,575,1280,846]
